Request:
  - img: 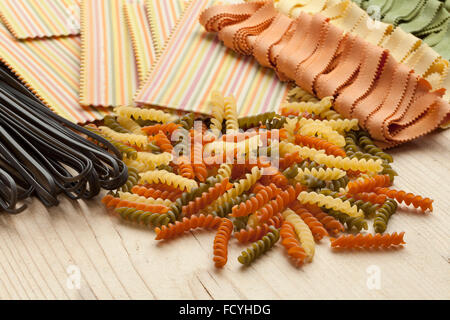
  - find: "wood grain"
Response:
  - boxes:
[0,130,449,300]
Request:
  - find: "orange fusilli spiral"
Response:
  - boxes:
[280,221,307,266]
[295,134,346,158]
[143,183,183,194]
[234,213,283,243]
[352,192,388,205]
[253,184,302,225]
[193,162,208,182]
[131,185,181,202]
[260,169,289,188]
[155,131,174,153]
[142,123,182,135]
[177,156,195,179]
[213,218,234,268]
[154,214,222,240]
[182,178,231,217]
[307,206,344,236]
[279,151,303,171]
[374,188,434,212]
[102,195,169,213]
[330,232,406,249]
[347,175,391,194]
[290,201,328,241]
[231,183,280,217]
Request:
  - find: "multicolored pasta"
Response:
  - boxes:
[282,209,315,262]
[238,226,280,266]
[139,170,198,192]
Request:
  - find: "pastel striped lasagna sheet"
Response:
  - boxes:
[0,0,80,39]
[146,0,186,54]
[80,0,138,107]
[0,22,110,123]
[136,0,290,117]
[124,0,156,85]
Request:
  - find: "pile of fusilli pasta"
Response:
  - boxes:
[87,87,434,268]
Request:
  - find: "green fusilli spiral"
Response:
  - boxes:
[358,132,393,163]
[263,116,287,130]
[120,167,140,192]
[374,199,398,234]
[175,113,196,130]
[104,115,132,134]
[238,226,280,265]
[210,193,255,218]
[115,207,171,227]
[326,209,368,232]
[238,112,277,130]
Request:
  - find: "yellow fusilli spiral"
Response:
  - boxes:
[115,106,178,124]
[314,154,383,173]
[281,96,333,115]
[99,126,149,149]
[295,167,346,181]
[283,117,298,142]
[204,135,260,157]
[224,96,239,132]
[298,191,364,218]
[279,141,325,160]
[210,91,225,136]
[218,164,232,179]
[123,152,172,172]
[299,123,345,147]
[139,170,198,192]
[282,209,315,262]
[298,118,359,133]
[205,167,262,214]
[117,115,144,135]
[118,192,173,207]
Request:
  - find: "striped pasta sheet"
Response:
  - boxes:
[0,0,80,39]
[80,0,139,107]
[146,0,186,54]
[0,23,110,123]
[136,0,290,117]
[124,0,156,84]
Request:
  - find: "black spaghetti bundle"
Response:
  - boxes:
[0,67,127,213]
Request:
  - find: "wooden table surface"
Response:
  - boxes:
[0,131,449,300]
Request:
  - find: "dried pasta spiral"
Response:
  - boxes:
[295,134,346,157]
[131,185,181,202]
[142,123,182,136]
[352,192,388,205]
[217,164,232,179]
[182,179,231,217]
[304,205,344,235]
[224,96,239,132]
[210,91,225,136]
[248,184,300,227]
[298,118,359,133]
[99,126,149,149]
[298,191,364,218]
[287,86,319,103]
[104,115,131,134]
[231,183,280,217]
[281,97,333,116]
[115,207,171,227]
[154,131,174,153]
[238,226,280,266]
[282,209,315,262]
[115,106,177,124]
[290,202,328,241]
[85,125,138,160]
[280,222,307,266]
[139,170,198,192]
[374,188,433,212]
[234,213,283,243]
[347,175,392,194]
[120,167,140,192]
[175,113,196,131]
[314,154,383,173]
[102,194,169,213]
[296,167,346,182]
[374,199,398,234]
[326,209,368,232]
[299,123,346,147]
[155,214,222,240]
[177,156,195,179]
[330,232,406,249]
[117,192,173,207]
[358,132,393,163]
[213,218,234,268]
[117,116,144,135]
[238,112,277,130]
